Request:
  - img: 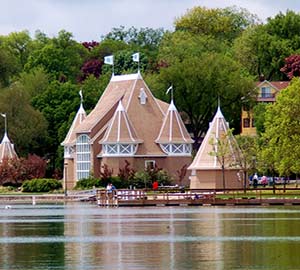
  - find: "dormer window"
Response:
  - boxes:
[261,87,272,98]
[138,88,147,104]
[102,143,138,156]
[160,143,192,155]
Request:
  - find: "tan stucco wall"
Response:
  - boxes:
[64,159,76,190]
[99,156,192,186]
[190,169,244,189]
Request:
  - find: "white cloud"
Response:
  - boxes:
[0,0,300,41]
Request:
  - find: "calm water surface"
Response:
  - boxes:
[0,202,300,269]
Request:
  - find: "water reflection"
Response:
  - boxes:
[1,204,300,269]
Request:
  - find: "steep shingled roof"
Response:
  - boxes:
[61,103,86,146]
[188,106,242,170]
[0,132,17,161]
[74,72,170,156]
[156,100,194,144]
[100,101,142,144]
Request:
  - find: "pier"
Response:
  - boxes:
[96,187,300,207]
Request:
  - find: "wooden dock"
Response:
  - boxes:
[96,188,300,207]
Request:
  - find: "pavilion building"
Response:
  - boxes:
[62,72,193,189]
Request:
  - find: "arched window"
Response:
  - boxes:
[76,134,91,180]
[160,143,192,156]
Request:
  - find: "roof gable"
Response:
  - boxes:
[100,101,142,144]
[62,103,86,145]
[188,106,242,170]
[156,100,193,144]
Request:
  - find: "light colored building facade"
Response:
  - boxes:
[241,80,289,136]
[62,72,193,189]
[188,106,244,189]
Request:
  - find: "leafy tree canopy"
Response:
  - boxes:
[150,31,254,144]
[261,78,300,176]
[175,6,259,42]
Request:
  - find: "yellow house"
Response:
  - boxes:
[241,80,289,136]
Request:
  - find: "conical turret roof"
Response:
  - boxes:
[188,106,242,170]
[0,132,17,161]
[100,101,142,144]
[62,103,86,146]
[156,100,193,144]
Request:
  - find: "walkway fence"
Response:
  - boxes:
[96,187,300,207]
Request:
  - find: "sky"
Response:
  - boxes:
[1,0,300,41]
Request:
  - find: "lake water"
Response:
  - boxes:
[0,202,300,269]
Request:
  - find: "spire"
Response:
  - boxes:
[101,100,142,144]
[61,98,87,146]
[156,100,193,144]
[0,132,17,161]
[188,105,241,170]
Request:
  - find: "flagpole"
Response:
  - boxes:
[4,115,6,135]
[171,85,174,101]
[1,113,7,135]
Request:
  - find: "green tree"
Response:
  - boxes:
[235,135,259,188]
[234,10,300,80]
[0,47,18,87]
[175,6,259,42]
[25,30,87,82]
[103,26,165,50]
[261,78,300,176]
[0,30,33,70]
[152,32,254,144]
[32,81,81,171]
[253,102,269,135]
[0,83,48,157]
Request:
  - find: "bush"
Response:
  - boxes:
[22,178,62,193]
[75,177,101,189]
[99,176,126,189]
[131,171,152,188]
[131,169,173,189]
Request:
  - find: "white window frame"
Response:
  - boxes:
[102,143,138,156]
[261,87,272,98]
[76,134,91,180]
[160,143,192,156]
[64,145,75,158]
[145,160,156,170]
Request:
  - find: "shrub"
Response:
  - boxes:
[75,177,101,189]
[131,169,173,188]
[131,171,152,188]
[22,178,62,193]
[156,170,173,186]
[118,160,135,187]
[99,176,125,189]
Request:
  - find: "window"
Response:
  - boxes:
[243,118,250,128]
[76,134,91,180]
[251,118,255,127]
[138,88,147,105]
[160,143,192,155]
[64,146,75,158]
[102,143,138,156]
[261,87,272,98]
[145,160,155,170]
